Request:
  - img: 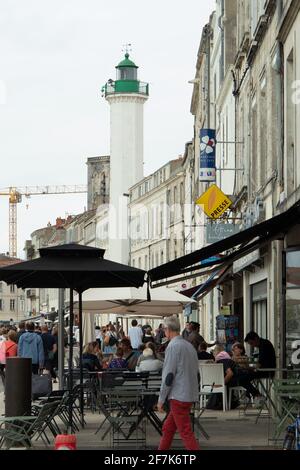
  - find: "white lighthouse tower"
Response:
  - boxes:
[104,52,149,264]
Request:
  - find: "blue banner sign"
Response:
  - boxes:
[199,129,216,182]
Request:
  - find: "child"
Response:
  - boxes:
[108,346,128,369]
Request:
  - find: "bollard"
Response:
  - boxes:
[5,357,31,417]
[54,434,77,450]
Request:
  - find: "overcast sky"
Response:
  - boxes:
[0,0,215,258]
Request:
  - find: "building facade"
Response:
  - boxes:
[129,158,185,272]
[186,0,300,366]
[0,254,25,323]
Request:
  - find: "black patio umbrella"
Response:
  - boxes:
[0,243,146,430]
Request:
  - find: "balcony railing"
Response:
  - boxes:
[105,81,149,97]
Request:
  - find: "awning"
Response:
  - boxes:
[148,201,300,283]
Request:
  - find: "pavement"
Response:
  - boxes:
[0,378,280,451]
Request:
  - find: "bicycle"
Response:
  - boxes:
[283,414,300,450]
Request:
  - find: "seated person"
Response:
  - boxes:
[231,342,249,368]
[142,327,155,344]
[135,347,163,373]
[198,341,214,361]
[82,342,102,371]
[213,345,261,404]
[244,331,276,377]
[108,347,128,369]
[119,338,141,371]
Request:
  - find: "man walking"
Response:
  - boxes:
[157,316,200,450]
[128,319,143,350]
[18,321,44,374]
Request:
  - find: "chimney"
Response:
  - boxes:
[56,217,64,228]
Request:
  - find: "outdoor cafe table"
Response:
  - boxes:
[248,368,300,422]
[96,372,163,442]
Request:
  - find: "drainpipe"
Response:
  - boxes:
[272,41,284,189]
[218,0,225,84]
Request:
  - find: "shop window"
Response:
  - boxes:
[251,280,268,339]
[285,249,300,366]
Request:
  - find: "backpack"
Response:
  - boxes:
[0,341,6,364]
[0,341,15,365]
[108,333,118,347]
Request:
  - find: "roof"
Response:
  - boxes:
[65,209,96,228]
[0,254,23,267]
[116,53,138,69]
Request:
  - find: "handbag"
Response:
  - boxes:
[32,373,52,399]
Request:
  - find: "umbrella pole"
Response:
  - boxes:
[58,288,65,390]
[79,291,84,427]
[68,288,74,432]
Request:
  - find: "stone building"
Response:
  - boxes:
[129,158,185,272]
[184,0,300,366]
[0,254,25,323]
[24,217,72,316]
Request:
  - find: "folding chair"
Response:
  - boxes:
[0,401,59,449]
[273,379,300,442]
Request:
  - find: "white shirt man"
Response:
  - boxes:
[128,320,143,349]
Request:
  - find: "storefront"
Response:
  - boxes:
[283,246,300,366]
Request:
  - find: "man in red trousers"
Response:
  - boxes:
[157,316,200,450]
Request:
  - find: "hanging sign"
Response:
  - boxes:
[206,223,240,243]
[196,184,232,220]
[199,129,216,182]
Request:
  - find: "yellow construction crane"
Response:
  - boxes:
[0,185,87,258]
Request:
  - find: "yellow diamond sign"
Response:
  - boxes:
[196,184,232,220]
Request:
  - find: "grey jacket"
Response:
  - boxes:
[159,335,199,404]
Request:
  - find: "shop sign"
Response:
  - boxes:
[206,223,240,244]
[196,184,232,220]
[232,249,261,274]
[220,305,231,316]
[199,129,216,182]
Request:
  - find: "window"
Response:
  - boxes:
[286,49,296,195]
[285,249,300,367]
[251,0,264,37]
[10,285,15,293]
[138,257,142,269]
[160,205,163,236]
[259,73,267,187]
[161,251,164,264]
[132,259,135,267]
[251,280,268,339]
[0,299,3,311]
[117,67,137,80]
[0,282,2,293]
[10,299,15,311]
[144,255,148,270]
[251,95,258,195]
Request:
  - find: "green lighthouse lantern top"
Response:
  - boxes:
[103,52,149,97]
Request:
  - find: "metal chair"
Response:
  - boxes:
[0,401,59,449]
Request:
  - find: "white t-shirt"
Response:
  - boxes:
[128,326,143,349]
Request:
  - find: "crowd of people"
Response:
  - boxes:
[79,320,166,373]
[0,321,60,381]
[0,316,278,451]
